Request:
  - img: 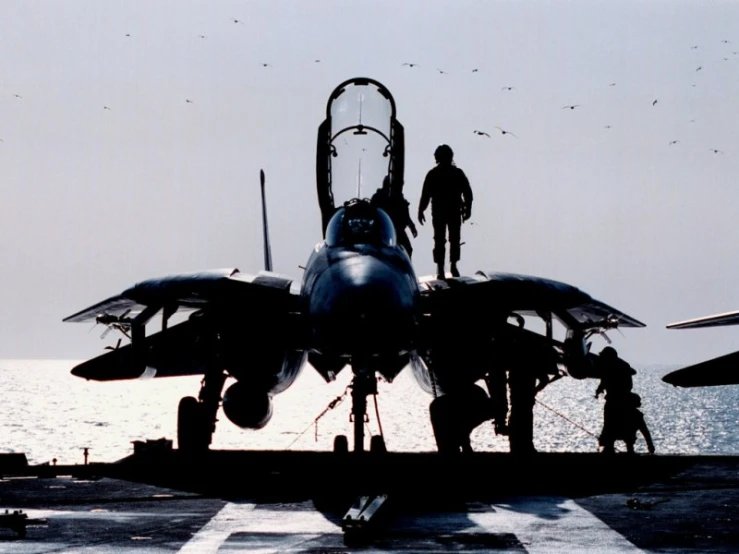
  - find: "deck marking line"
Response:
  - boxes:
[177,502,256,553]
[469,496,645,553]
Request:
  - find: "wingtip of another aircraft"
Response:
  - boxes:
[666,309,739,329]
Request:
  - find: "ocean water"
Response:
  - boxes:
[1,359,737,466]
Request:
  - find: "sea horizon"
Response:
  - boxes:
[2,358,735,467]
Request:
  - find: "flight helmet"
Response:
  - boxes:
[434,144,453,164]
[600,346,617,358]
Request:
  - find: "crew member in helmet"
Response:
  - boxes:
[594,346,645,454]
[417,144,473,279]
[371,175,418,258]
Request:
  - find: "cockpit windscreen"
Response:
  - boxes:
[328,81,393,207]
[325,202,397,248]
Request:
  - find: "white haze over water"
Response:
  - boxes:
[1,359,736,466]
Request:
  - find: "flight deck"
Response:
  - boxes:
[1,446,737,552]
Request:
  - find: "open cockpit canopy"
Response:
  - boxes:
[316,77,404,235]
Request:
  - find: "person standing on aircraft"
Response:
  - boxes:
[417,144,473,279]
[371,176,418,258]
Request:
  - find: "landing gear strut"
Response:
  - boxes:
[177,362,227,453]
[349,367,376,453]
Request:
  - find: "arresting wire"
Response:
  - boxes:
[534,398,600,440]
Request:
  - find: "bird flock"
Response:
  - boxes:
[441,40,735,153]
[1,22,736,157]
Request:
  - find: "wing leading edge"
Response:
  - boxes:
[63,268,299,324]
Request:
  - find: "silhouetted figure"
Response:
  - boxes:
[483,362,509,436]
[594,346,640,454]
[622,393,655,454]
[371,176,417,258]
[418,144,472,279]
[429,383,491,454]
[507,363,537,454]
[505,332,560,455]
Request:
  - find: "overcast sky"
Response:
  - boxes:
[2,0,739,368]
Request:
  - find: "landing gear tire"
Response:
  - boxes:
[344,528,368,547]
[370,435,387,453]
[333,435,348,454]
[178,396,209,453]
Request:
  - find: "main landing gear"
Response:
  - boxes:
[177,362,227,454]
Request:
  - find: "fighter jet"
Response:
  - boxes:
[64,77,645,455]
[663,311,739,387]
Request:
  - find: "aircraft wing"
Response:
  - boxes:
[418,271,645,330]
[63,268,302,381]
[666,310,739,330]
[63,268,298,324]
[662,350,739,387]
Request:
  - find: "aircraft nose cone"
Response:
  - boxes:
[309,256,418,355]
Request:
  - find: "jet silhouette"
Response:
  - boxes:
[64,77,645,459]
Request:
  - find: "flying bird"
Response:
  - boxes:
[473,130,490,137]
[691,45,698,49]
[185,99,193,103]
[437,69,447,74]
[710,149,724,154]
[652,99,658,106]
[402,63,418,67]
[260,63,271,67]
[103,106,111,110]
[604,125,612,129]
[609,82,616,86]
[669,140,679,145]
[197,35,206,39]
[562,104,580,110]
[13,94,22,99]
[696,66,702,71]
[314,59,321,63]
[232,18,244,24]
[494,126,517,138]
[501,86,514,91]
[471,68,479,72]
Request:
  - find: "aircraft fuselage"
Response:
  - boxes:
[299,200,421,382]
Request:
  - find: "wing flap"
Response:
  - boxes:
[566,298,646,328]
[667,310,739,329]
[63,294,148,323]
